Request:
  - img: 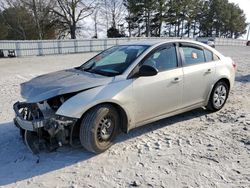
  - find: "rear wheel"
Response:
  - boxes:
[206,81,229,112]
[79,104,119,154]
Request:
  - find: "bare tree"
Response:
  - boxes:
[99,0,126,31]
[20,0,55,39]
[90,2,101,39]
[92,9,99,38]
[53,0,95,39]
[0,0,32,39]
[0,0,20,9]
[0,0,57,39]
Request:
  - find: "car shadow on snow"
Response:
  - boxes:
[116,108,210,143]
[0,121,95,186]
[235,74,250,83]
[0,108,209,186]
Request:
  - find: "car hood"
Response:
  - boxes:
[21,68,114,103]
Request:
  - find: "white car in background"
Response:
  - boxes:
[13,40,236,154]
[197,38,215,48]
[207,38,215,48]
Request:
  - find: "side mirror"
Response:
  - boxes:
[138,65,158,77]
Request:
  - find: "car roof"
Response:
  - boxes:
[119,39,223,59]
[121,39,211,47]
[121,40,165,46]
[121,39,218,52]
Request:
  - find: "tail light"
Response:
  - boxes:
[232,60,237,71]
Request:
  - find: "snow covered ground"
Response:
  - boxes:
[0,47,249,188]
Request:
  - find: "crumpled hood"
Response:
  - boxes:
[21,68,113,103]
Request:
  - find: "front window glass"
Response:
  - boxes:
[143,45,177,72]
[80,45,149,76]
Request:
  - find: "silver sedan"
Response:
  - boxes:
[13,40,236,154]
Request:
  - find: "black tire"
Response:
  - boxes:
[13,118,25,142]
[24,130,40,154]
[206,81,229,112]
[79,104,119,154]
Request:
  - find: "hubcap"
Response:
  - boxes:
[97,116,114,142]
[213,85,227,108]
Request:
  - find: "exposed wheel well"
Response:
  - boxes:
[206,78,231,111]
[217,78,230,91]
[81,102,129,133]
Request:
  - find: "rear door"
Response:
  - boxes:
[179,43,216,107]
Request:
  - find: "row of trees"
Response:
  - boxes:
[0,0,247,40]
[125,0,247,38]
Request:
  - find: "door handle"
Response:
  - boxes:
[172,77,181,83]
[205,69,212,73]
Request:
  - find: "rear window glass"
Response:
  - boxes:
[204,49,213,62]
[213,54,220,60]
[181,46,205,65]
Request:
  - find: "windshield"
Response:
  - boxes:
[79,45,149,76]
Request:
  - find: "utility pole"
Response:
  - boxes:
[247,23,250,40]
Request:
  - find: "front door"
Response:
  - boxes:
[132,43,183,124]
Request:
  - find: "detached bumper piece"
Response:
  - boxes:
[13,102,45,131]
[13,102,79,154]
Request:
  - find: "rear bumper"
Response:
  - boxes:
[13,102,45,131]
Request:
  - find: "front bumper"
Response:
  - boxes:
[13,102,45,131]
[13,101,80,153]
[13,102,78,132]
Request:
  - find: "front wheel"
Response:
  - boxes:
[206,81,229,112]
[79,104,119,154]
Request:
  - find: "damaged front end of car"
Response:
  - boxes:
[13,96,80,154]
[12,68,113,154]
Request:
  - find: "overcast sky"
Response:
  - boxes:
[229,0,250,39]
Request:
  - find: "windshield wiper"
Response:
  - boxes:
[80,62,96,71]
[87,69,120,77]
